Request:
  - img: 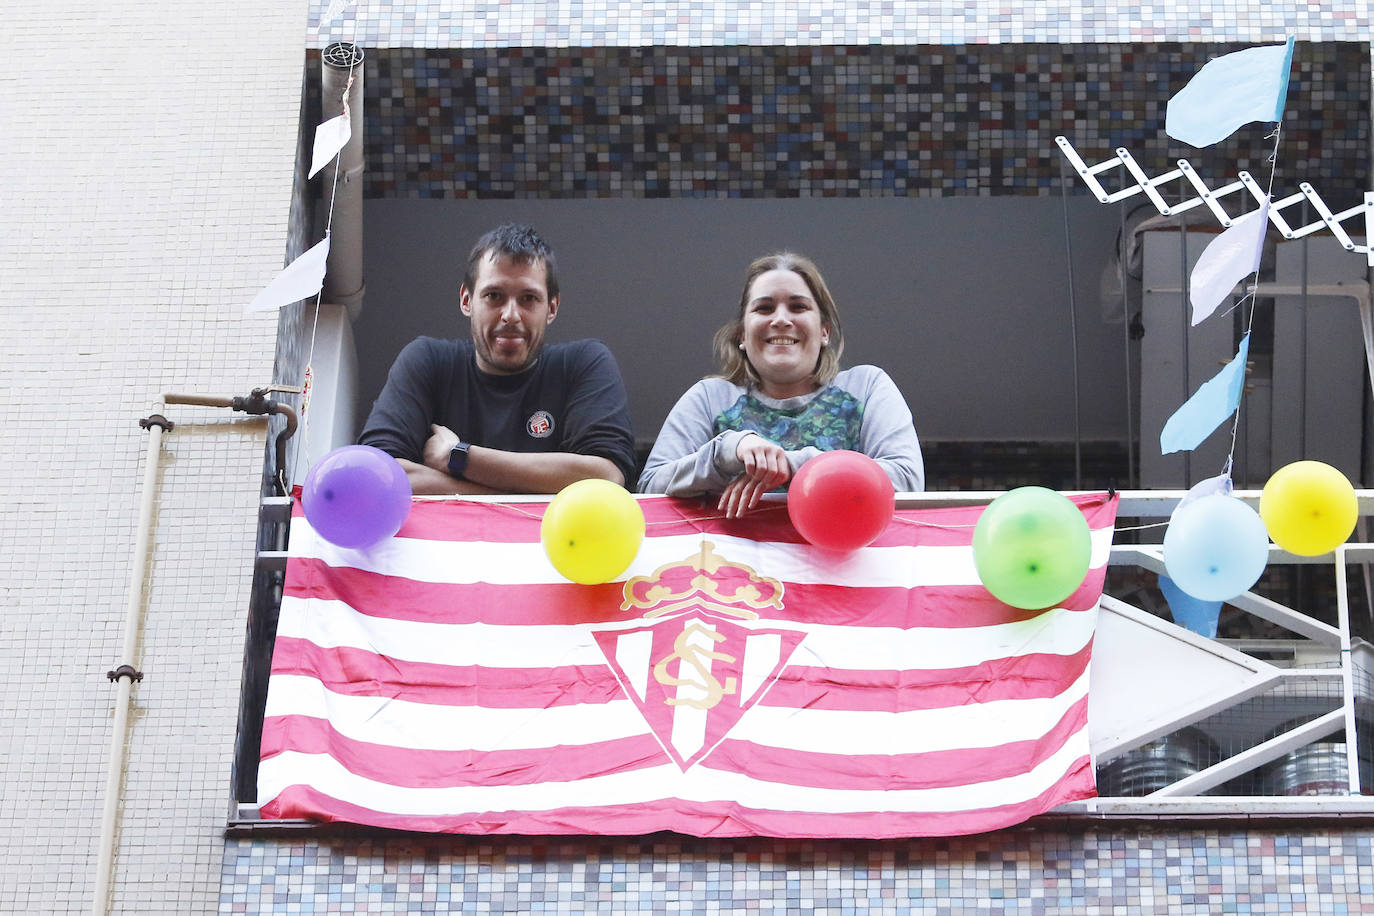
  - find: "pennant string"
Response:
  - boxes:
[418,493,1171,534]
[1116,520,1170,532]
[290,50,360,489]
[1213,289,1256,325]
[1221,123,1283,481]
[270,2,363,490]
[444,497,985,530]
[414,497,1137,534]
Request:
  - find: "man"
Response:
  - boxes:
[359,224,636,494]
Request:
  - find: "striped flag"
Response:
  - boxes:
[259,493,1117,838]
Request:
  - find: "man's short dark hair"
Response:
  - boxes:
[463,224,559,300]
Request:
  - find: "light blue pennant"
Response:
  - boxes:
[1160,334,1251,454]
[1159,575,1223,638]
[1166,37,1294,148]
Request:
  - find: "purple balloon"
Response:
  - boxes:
[302,445,412,549]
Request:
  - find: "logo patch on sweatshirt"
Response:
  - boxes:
[526,410,555,439]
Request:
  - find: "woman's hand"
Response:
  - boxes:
[720,433,792,517]
[716,475,769,518]
[736,433,791,488]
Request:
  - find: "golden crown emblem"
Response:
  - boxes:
[621,542,785,620]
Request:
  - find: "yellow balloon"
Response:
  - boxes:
[1260,460,1358,556]
[541,479,646,584]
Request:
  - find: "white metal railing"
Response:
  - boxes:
[1070,489,1373,815]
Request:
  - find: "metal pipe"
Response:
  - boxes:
[164,390,298,493]
[1059,157,1083,488]
[1335,546,1362,794]
[320,42,366,317]
[1119,202,1137,490]
[1299,200,1310,458]
[92,392,297,911]
[92,414,168,915]
[160,393,232,408]
[1179,211,1192,484]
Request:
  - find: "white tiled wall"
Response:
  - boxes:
[307,0,1371,46]
[0,2,304,912]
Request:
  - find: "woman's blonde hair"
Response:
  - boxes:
[712,252,845,389]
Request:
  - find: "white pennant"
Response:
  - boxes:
[245,235,331,314]
[1170,473,1233,519]
[309,111,352,179]
[318,0,358,27]
[1189,198,1270,326]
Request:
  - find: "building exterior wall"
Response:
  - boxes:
[4,2,1372,914]
[307,0,1368,47]
[0,2,305,913]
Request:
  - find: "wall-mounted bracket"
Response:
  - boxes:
[1056,137,1372,264]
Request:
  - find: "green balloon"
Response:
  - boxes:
[973,487,1093,610]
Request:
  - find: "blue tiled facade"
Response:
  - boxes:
[222,830,1374,913]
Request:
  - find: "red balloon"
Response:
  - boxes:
[787,450,895,551]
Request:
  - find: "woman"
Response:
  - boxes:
[638,252,924,517]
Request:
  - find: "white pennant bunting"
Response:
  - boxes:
[318,0,358,27]
[1189,197,1270,326]
[1160,334,1251,454]
[309,112,352,180]
[245,235,331,314]
[1165,38,1294,148]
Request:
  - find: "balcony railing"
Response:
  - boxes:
[239,489,1374,825]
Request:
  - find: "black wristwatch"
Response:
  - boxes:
[447,440,471,479]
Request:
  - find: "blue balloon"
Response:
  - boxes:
[1163,493,1269,601]
[302,445,412,549]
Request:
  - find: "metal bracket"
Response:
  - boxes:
[139,414,174,432]
[1056,137,1374,265]
[232,390,279,416]
[106,664,143,683]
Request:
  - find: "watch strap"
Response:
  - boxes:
[447,441,471,479]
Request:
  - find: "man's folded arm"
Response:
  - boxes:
[397,459,503,496]
[406,423,624,495]
[458,447,624,493]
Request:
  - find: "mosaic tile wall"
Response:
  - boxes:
[347,43,1369,199]
[307,0,1368,48]
[222,830,1374,913]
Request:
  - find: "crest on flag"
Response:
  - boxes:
[593,543,806,770]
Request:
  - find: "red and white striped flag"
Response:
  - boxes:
[259,493,1117,837]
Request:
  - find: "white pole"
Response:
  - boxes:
[1335,545,1362,795]
[92,414,166,915]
